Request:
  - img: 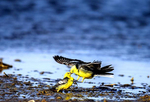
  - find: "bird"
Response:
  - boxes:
[53,55,114,82]
[54,72,74,92]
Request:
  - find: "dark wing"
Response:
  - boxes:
[53,55,90,67]
[79,64,94,72]
[80,61,101,71]
[55,77,69,87]
[91,61,101,70]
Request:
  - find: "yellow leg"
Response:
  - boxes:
[56,86,62,92]
[81,77,85,82]
[77,76,80,81]
[57,89,60,92]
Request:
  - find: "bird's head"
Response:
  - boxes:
[70,65,78,74]
[64,72,71,78]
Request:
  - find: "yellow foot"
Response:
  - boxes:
[81,78,85,82]
[77,76,80,81]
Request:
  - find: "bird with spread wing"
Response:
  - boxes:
[53,55,114,82]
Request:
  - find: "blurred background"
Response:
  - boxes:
[0,1,150,101]
[0,0,150,61]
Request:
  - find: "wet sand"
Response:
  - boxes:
[0,73,150,102]
[0,0,150,101]
[0,52,150,102]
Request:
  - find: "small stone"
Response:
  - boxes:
[104,84,116,87]
[22,96,26,98]
[92,86,96,89]
[104,98,107,102]
[40,71,44,74]
[118,74,124,77]
[14,59,21,62]
[13,77,17,80]
[131,77,134,83]
[57,96,62,99]
[28,100,35,102]
[41,99,47,102]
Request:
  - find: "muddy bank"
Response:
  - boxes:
[0,73,150,102]
[0,52,149,101]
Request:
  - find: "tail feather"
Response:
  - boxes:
[94,65,114,74]
[94,73,114,78]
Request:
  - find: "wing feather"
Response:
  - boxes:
[81,61,101,70]
[55,77,68,87]
[53,55,89,66]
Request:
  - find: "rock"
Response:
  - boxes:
[28,100,35,102]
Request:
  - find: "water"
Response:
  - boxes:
[1,51,150,86]
[0,0,150,101]
[0,50,150,101]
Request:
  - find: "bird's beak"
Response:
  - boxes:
[68,72,72,75]
[70,69,74,74]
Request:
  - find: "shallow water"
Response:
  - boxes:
[1,51,150,95]
[0,0,150,101]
